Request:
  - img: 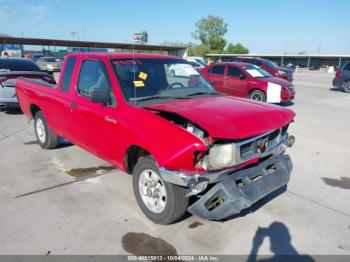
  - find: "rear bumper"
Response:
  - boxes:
[187,154,292,220]
[332,77,342,87]
[281,89,295,102]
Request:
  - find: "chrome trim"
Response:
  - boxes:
[236,129,286,164]
[205,129,287,171]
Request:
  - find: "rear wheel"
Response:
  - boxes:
[34,111,59,149]
[132,156,189,224]
[249,89,267,102]
[341,80,350,93]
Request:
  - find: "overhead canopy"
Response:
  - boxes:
[0,36,186,52]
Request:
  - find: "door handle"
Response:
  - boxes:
[70,103,77,109]
[105,116,118,125]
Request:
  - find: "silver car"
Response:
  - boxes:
[0,58,55,109]
[36,56,62,72]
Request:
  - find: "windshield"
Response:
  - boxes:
[194,59,206,66]
[243,65,272,78]
[111,58,216,104]
[264,60,279,69]
[44,57,59,62]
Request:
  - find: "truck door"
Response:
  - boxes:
[52,56,78,138]
[206,65,225,92]
[224,66,249,97]
[68,58,123,166]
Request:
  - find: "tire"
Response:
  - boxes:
[132,155,189,224]
[34,111,59,149]
[249,89,267,102]
[342,80,350,93]
[169,69,175,77]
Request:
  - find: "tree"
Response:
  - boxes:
[192,15,228,52]
[225,43,249,54]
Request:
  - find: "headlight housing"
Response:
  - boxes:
[201,143,238,170]
[278,70,286,76]
[186,122,205,140]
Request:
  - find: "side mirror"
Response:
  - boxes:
[240,74,246,79]
[90,87,111,105]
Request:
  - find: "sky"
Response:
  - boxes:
[0,0,349,54]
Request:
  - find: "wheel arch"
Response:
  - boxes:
[248,88,266,96]
[125,145,152,174]
[29,104,42,118]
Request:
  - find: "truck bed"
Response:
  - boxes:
[16,78,60,120]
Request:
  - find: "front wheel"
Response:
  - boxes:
[132,156,189,224]
[34,111,59,149]
[249,89,267,102]
[341,80,350,93]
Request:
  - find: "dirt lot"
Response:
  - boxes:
[0,71,349,257]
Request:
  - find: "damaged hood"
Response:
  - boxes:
[145,96,295,139]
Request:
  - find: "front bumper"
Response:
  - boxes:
[0,102,19,109]
[187,154,292,220]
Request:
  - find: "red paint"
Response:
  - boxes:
[16,53,295,175]
[199,62,295,102]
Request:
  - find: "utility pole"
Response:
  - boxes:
[70,32,79,40]
[318,42,322,54]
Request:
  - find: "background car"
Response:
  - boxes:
[168,62,200,76]
[30,54,44,62]
[0,58,55,109]
[333,62,350,93]
[232,57,294,82]
[186,56,207,67]
[36,56,62,72]
[199,62,295,103]
[187,60,205,70]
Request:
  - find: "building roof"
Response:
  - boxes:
[0,36,186,52]
[206,53,350,58]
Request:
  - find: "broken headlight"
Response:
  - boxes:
[200,143,238,170]
[186,122,205,140]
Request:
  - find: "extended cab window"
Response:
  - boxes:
[228,67,244,78]
[61,57,77,92]
[209,65,225,75]
[77,60,110,98]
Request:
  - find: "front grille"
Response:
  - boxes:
[238,127,287,162]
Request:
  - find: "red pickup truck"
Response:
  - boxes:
[16,53,295,224]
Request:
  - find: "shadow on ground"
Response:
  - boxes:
[322,177,350,190]
[279,101,294,107]
[23,137,73,149]
[247,222,315,262]
[2,108,23,115]
[329,87,344,92]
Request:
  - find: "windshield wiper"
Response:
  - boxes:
[186,92,220,97]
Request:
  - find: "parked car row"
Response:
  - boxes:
[198,58,295,103]
[232,57,294,82]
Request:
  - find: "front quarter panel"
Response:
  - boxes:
[118,106,208,172]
